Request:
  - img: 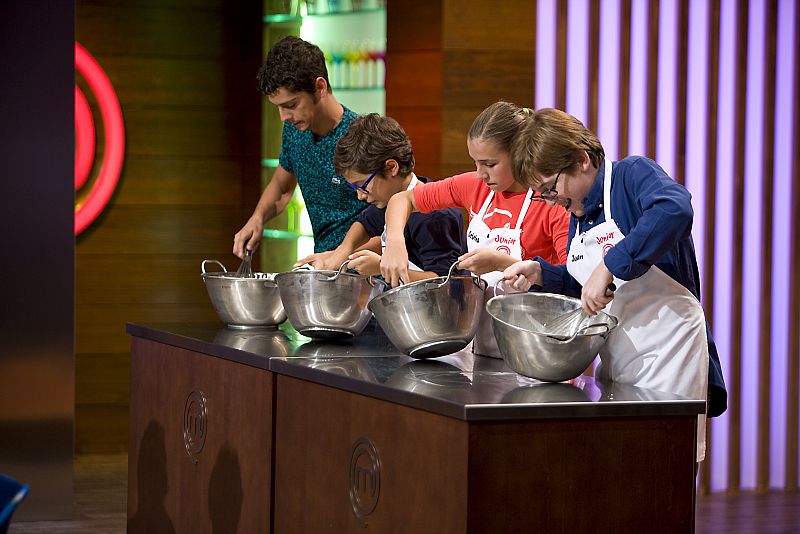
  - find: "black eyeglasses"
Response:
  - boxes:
[333,168,379,193]
[532,167,567,202]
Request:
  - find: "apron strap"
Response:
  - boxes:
[514,189,534,229]
[603,159,613,222]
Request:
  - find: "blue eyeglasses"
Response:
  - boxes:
[333,168,379,193]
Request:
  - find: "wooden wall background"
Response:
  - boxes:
[75,0,262,453]
[388,0,799,494]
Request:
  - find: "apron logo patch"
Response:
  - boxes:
[496,245,511,255]
[603,243,614,256]
[571,254,583,262]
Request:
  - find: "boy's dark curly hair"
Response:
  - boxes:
[256,36,330,96]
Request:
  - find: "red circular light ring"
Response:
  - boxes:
[74,42,125,235]
[74,86,95,190]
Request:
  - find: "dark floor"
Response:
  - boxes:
[7,454,800,533]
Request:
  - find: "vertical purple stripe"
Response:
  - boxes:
[710,0,737,493]
[769,0,796,489]
[597,0,621,160]
[536,0,558,109]
[741,0,766,490]
[567,0,590,124]
[686,0,709,274]
[627,0,648,156]
[656,0,678,178]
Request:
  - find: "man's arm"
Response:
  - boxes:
[233,164,297,258]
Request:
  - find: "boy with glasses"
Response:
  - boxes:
[295,113,466,280]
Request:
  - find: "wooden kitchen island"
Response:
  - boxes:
[126,322,704,533]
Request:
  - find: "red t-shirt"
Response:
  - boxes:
[413,172,570,264]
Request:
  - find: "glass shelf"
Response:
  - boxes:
[263,228,312,240]
[264,8,384,23]
[262,158,280,168]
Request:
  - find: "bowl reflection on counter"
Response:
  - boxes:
[289,356,378,382]
[501,382,593,404]
[212,328,292,357]
[384,360,470,394]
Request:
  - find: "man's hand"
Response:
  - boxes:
[233,215,264,259]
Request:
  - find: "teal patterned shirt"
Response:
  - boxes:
[279,107,368,253]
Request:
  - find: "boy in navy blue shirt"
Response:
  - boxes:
[295,113,465,280]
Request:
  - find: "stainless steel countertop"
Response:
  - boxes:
[126,321,706,421]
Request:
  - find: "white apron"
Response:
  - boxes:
[566,159,709,461]
[467,188,534,358]
[381,174,423,272]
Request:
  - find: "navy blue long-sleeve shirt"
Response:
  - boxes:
[357,176,466,276]
[537,156,726,416]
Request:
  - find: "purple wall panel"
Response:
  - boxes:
[769,0,797,488]
[740,0,767,489]
[710,0,737,493]
[536,0,558,109]
[567,0,590,125]
[597,0,621,160]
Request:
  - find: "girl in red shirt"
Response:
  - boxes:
[381,101,570,357]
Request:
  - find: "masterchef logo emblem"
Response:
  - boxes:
[603,243,614,256]
[348,437,381,526]
[183,390,208,464]
[496,245,511,255]
[75,42,125,235]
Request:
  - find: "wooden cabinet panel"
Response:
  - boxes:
[466,418,697,531]
[128,338,273,533]
[275,375,469,533]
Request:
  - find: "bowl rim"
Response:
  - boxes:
[369,274,480,302]
[485,292,617,342]
[274,269,372,281]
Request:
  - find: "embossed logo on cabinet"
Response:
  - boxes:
[183,390,207,464]
[348,436,381,526]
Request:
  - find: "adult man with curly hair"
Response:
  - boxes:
[234,36,369,257]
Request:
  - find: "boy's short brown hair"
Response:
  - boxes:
[334,113,415,177]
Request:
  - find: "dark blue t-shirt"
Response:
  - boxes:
[356,176,466,276]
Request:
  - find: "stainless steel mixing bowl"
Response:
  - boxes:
[486,292,617,382]
[275,262,384,339]
[367,265,486,359]
[201,260,287,329]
